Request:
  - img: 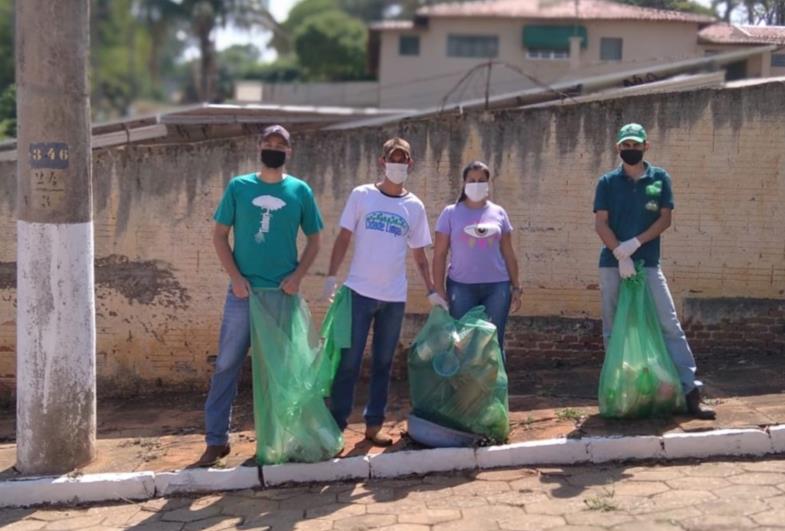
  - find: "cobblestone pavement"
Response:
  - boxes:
[2,458,785,530]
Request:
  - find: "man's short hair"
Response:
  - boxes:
[382,137,411,159]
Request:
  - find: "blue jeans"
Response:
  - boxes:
[446,278,512,352]
[599,266,701,394]
[204,288,250,446]
[329,289,406,430]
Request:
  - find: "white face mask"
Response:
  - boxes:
[385,162,409,184]
[464,182,489,202]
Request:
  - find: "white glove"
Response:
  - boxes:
[428,292,449,310]
[613,238,641,260]
[322,276,338,301]
[618,257,636,279]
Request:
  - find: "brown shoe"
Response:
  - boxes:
[195,444,231,467]
[686,388,716,420]
[365,425,393,447]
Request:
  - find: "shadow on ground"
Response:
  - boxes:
[0,351,783,480]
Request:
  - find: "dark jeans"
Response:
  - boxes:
[329,289,406,430]
[446,278,512,352]
[204,287,250,446]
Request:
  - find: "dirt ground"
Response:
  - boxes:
[1,351,783,478]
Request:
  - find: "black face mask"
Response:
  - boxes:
[619,149,644,165]
[261,149,286,168]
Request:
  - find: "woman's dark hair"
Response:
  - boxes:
[457,160,491,203]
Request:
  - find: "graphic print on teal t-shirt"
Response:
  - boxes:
[251,194,288,242]
[364,211,410,238]
[214,173,323,288]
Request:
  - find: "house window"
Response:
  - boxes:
[399,35,420,56]
[447,34,499,58]
[772,53,785,67]
[600,38,623,61]
[527,49,569,60]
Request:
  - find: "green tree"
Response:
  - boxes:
[177,45,304,103]
[294,10,368,81]
[270,0,339,55]
[134,0,280,102]
[214,44,263,100]
[618,0,715,16]
[135,0,188,91]
[252,57,305,82]
[339,0,388,21]
[0,0,13,91]
[0,84,16,139]
[91,0,153,119]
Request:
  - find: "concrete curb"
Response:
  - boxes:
[476,438,590,469]
[770,425,785,453]
[586,435,665,463]
[263,456,369,486]
[369,448,477,478]
[0,472,156,508]
[2,425,784,508]
[154,466,260,496]
[663,428,773,459]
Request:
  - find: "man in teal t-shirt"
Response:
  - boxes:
[197,125,324,466]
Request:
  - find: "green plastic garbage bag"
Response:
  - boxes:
[598,265,686,418]
[317,285,352,396]
[408,306,510,443]
[249,288,343,464]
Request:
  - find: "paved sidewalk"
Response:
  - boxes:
[2,457,785,530]
[2,352,783,478]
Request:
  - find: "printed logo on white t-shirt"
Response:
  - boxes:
[365,210,410,238]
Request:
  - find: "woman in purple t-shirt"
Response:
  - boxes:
[432,161,521,353]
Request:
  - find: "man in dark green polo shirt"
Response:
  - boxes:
[593,123,715,420]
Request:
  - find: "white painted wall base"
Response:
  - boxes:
[16,220,96,474]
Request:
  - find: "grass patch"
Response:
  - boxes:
[584,488,617,512]
[556,408,584,422]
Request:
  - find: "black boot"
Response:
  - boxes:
[686,388,716,420]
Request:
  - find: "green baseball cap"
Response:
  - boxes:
[616,123,647,144]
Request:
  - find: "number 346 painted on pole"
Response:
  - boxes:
[29,142,70,170]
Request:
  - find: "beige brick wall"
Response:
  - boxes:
[1,83,784,397]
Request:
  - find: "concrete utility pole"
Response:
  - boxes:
[16,0,96,474]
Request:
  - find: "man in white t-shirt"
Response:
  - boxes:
[322,137,447,446]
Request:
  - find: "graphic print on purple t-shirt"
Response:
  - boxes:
[462,221,502,248]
